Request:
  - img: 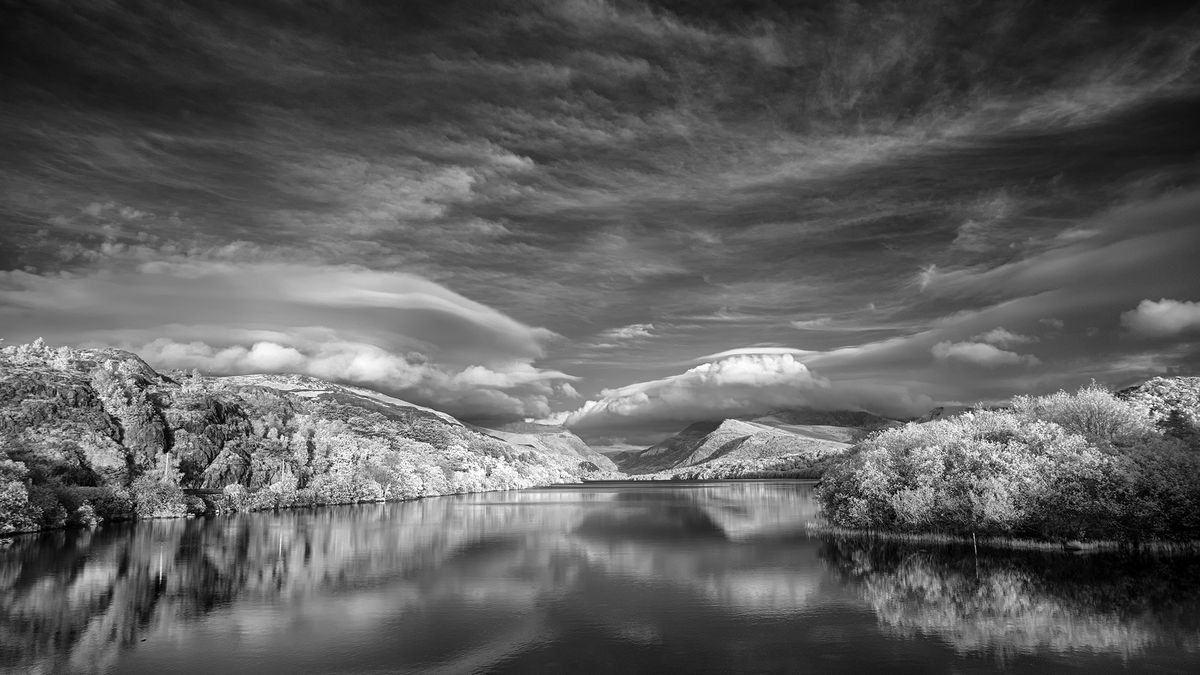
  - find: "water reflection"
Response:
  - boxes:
[2,481,1199,673]
[822,538,1200,660]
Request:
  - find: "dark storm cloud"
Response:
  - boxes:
[2,0,1199,432]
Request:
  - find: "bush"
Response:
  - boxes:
[27,486,67,529]
[1011,382,1157,448]
[818,384,1200,542]
[183,495,208,516]
[70,502,101,528]
[131,474,186,518]
[57,482,136,521]
[818,411,1111,537]
[89,487,135,520]
[211,483,250,512]
[0,459,41,534]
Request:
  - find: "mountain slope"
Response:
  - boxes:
[614,407,901,480]
[0,340,607,534]
[1119,376,1200,448]
[474,422,618,474]
[618,420,848,479]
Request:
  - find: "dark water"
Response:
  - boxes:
[3,481,1200,674]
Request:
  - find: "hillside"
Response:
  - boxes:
[0,340,607,535]
[473,421,619,474]
[1119,376,1200,448]
[616,411,893,480]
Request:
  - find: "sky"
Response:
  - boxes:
[2,0,1200,445]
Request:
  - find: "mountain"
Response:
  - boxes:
[472,421,619,474]
[613,407,902,480]
[616,416,863,481]
[746,408,898,441]
[747,408,896,429]
[914,405,975,423]
[0,340,607,535]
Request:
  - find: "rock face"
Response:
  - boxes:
[0,341,609,533]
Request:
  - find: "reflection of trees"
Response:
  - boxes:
[821,538,1200,658]
[0,482,829,672]
[0,496,577,673]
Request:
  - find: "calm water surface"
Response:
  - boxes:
[3,480,1200,674]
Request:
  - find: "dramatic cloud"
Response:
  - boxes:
[1122,299,1200,337]
[557,353,830,430]
[136,336,567,419]
[0,249,569,419]
[931,341,1040,368]
[2,1,1199,442]
[557,350,933,436]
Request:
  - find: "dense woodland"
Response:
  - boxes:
[0,341,609,535]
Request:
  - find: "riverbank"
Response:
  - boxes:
[804,523,1200,555]
[0,342,615,538]
[0,477,593,538]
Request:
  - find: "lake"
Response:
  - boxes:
[3,480,1199,673]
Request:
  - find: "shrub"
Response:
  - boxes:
[817,411,1121,539]
[0,459,41,534]
[70,502,101,528]
[89,487,135,520]
[183,495,208,516]
[1011,382,1157,448]
[818,383,1200,542]
[131,474,187,518]
[27,485,68,529]
[212,483,250,512]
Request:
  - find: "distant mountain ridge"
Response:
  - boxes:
[617,408,898,479]
[472,422,618,473]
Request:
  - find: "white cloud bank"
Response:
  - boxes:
[0,254,570,419]
[553,350,932,431]
[931,340,1040,368]
[1121,299,1200,337]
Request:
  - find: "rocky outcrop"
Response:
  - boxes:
[0,340,611,534]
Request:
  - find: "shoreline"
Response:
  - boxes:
[10,477,1200,558]
[0,480,581,540]
[804,522,1200,555]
